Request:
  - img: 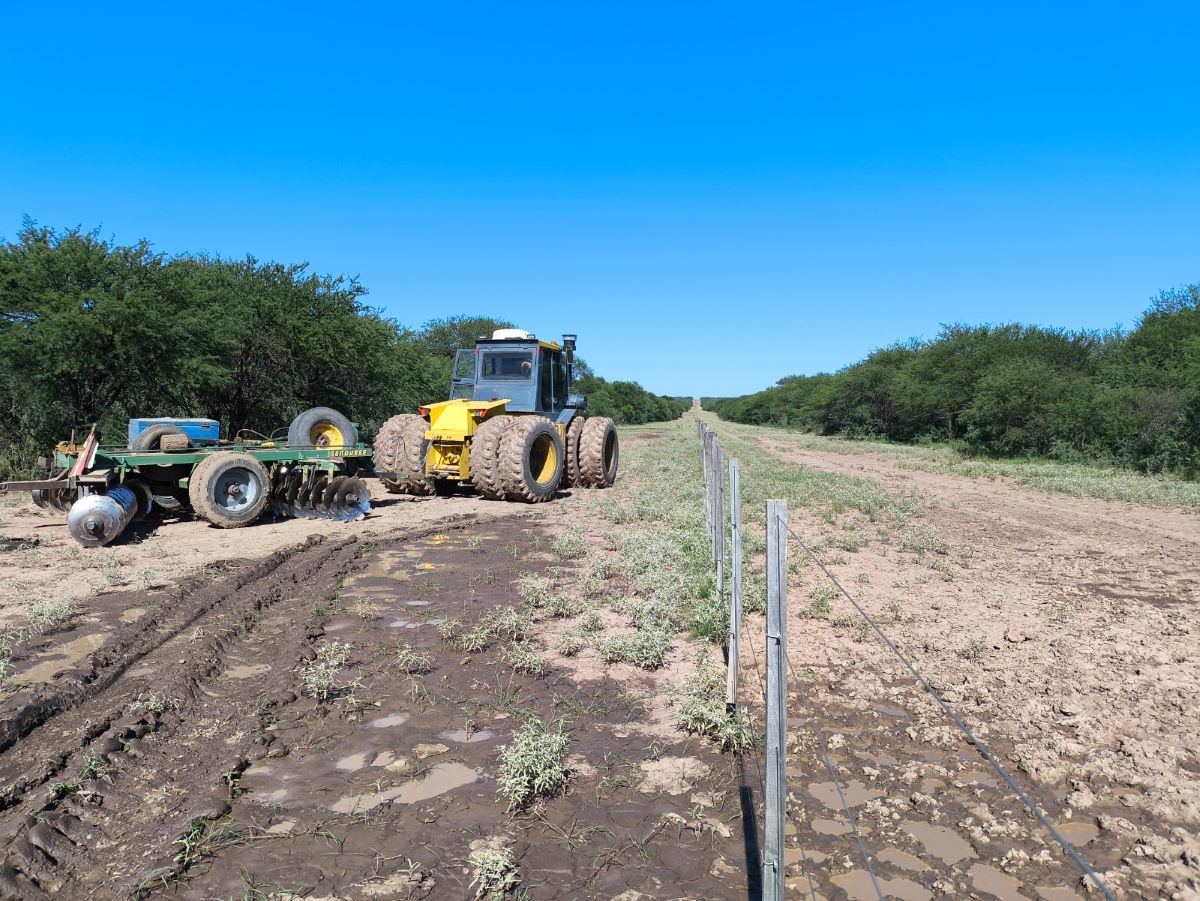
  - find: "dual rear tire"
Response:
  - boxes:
[470,415,563,503]
[473,414,618,501]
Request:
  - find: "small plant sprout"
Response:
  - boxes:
[299,662,340,701]
[394,643,433,674]
[27,597,78,631]
[558,632,585,657]
[502,643,547,676]
[552,528,588,560]
[468,847,519,901]
[495,718,572,810]
[804,583,837,618]
[315,639,352,666]
[353,599,380,620]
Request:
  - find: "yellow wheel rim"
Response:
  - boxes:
[531,434,558,485]
[311,424,345,448]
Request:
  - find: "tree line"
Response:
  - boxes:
[0,223,686,477]
[705,287,1200,477]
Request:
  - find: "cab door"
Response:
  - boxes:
[450,348,477,400]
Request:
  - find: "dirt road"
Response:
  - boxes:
[738,428,1199,899]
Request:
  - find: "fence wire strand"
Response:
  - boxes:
[784,521,1117,901]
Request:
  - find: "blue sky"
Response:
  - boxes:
[2,3,1198,397]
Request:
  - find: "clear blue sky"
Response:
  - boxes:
[3,3,1198,397]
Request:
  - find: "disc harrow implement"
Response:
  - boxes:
[1,407,374,547]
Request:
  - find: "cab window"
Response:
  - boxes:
[481,350,533,380]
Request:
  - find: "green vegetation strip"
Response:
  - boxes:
[706,286,1200,483]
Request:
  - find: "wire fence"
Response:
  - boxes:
[696,420,1116,901]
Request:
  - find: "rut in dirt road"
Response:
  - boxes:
[0,516,482,899]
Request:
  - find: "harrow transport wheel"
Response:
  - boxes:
[189,452,270,528]
[287,406,358,449]
[469,415,513,500]
[132,424,187,452]
[578,416,619,488]
[499,417,564,503]
[372,413,433,495]
[562,416,585,487]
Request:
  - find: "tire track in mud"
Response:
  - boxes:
[0,514,487,899]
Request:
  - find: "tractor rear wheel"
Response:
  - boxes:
[499,417,564,503]
[372,414,434,495]
[189,452,270,528]
[470,415,514,500]
[562,416,586,487]
[287,407,358,449]
[578,417,619,488]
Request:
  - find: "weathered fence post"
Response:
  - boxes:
[701,429,712,532]
[725,459,742,708]
[763,499,789,901]
[714,442,725,600]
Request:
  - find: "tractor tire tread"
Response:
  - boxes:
[372,414,433,495]
[286,406,358,449]
[470,415,514,500]
[563,416,586,487]
[189,452,270,528]
[132,424,187,452]
[498,416,563,503]
[578,417,619,488]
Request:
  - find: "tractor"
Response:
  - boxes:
[373,329,618,502]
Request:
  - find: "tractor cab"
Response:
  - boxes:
[451,329,584,423]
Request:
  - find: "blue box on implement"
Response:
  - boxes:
[127,418,220,447]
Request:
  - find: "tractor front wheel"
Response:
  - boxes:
[189,452,270,528]
[499,417,564,503]
[578,417,619,488]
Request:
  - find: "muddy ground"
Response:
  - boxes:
[0,480,502,627]
[0,432,753,900]
[730,425,1199,899]
[1,419,1197,900]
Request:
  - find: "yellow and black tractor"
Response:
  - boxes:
[373,330,618,502]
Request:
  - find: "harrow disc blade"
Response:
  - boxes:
[282,470,303,518]
[336,477,371,521]
[320,476,346,520]
[306,473,329,519]
[48,488,76,514]
[295,478,314,519]
[269,467,288,517]
[31,489,49,509]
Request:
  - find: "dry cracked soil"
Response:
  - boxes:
[736,428,1199,900]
